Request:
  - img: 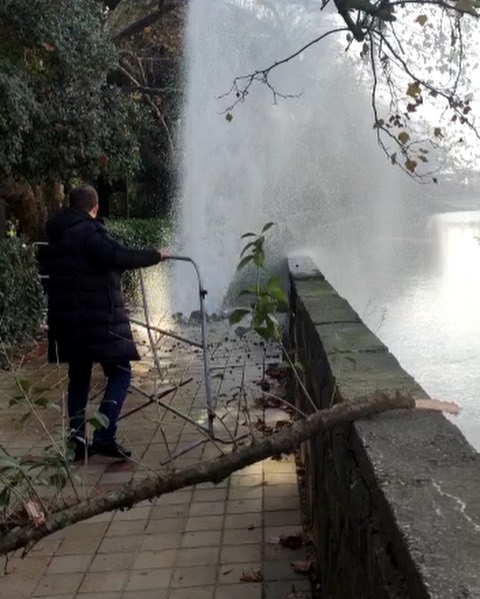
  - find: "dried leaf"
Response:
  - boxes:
[397,131,410,145]
[405,159,417,173]
[406,81,421,98]
[267,532,305,548]
[416,14,428,25]
[291,559,315,574]
[240,569,263,582]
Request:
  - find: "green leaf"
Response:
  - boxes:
[225,112,234,122]
[240,241,256,257]
[229,308,251,325]
[0,487,10,507]
[88,413,110,431]
[0,455,21,469]
[261,222,275,233]
[240,232,257,239]
[8,395,24,407]
[49,472,68,490]
[267,275,282,289]
[237,254,254,271]
[34,397,49,408]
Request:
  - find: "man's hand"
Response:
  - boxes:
[158,248,170,261]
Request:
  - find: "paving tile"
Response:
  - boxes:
[263,484,300,498]
[180,530,222,548]
[185,515,223,532]
[228,486,263,500]
[263,560,307,582]
[169,586,215,599]
[150,503,190,519]
[232,463,263,476]
[176,546,219,567]
[141,533,182,551]
[222,527,262,545]
[265,543,306,562]
[122,591,168,599]
[79,571,128,593]
[113,506,151,521]
[125,568,171,591]
[33,572,84,596]
[264,509,301,527]
[29,537,62,556]
[264,580,311,599]
[264,472,298,485]
[220,544,262,564]
[89,552,136,572]
[171,565,217,588]
[98,534,144,554]
[189,501,225,517]
[226,499,262,514]
[229,474,263,487]
[191,487,228,503]
[215,582,262,599]
[46,554,93,574]
[145,517,185,534]
[224,513,262,530]
[106,519,148,536]
[77,593,121,599]
[155,490,192,506]
[263,458,296,474]
[133,550,177,569]
[264,495,299,512]
[2,556,51,597]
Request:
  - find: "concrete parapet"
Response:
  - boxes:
[288,256,480,599]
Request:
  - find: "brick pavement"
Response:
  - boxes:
[0,321,312,599]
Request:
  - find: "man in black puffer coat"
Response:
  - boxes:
[45,184,166,461]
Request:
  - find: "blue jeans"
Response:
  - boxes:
[67,361,131,443]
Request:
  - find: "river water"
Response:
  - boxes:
[307,195,480,452]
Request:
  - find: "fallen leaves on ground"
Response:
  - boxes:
[240,569,264,582]
[268,532,304,548]
[266,363,288,380]
[291,559,315,575]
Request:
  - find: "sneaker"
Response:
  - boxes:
[90,440,131,459]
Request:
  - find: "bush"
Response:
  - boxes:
[106,218,170,300]
[0,237,44,346]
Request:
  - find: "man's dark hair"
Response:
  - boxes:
[69,184,98,212]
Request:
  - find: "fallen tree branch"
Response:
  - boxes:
[0,391,420,555]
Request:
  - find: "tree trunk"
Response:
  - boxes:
[0,392,415,556]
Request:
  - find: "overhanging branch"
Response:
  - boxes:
[0,392,420,555]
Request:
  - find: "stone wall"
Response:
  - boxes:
[288,256,480,599]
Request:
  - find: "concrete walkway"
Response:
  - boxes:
[0,320,312,599]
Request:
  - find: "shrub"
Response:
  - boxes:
[0,237,44,346]
[106,218,170,300]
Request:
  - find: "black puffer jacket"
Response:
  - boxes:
[45,208,161,363]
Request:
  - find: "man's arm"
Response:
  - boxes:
[83,227,163,270]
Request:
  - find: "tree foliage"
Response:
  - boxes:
[0,0,141,182]
[220,0,480,180]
